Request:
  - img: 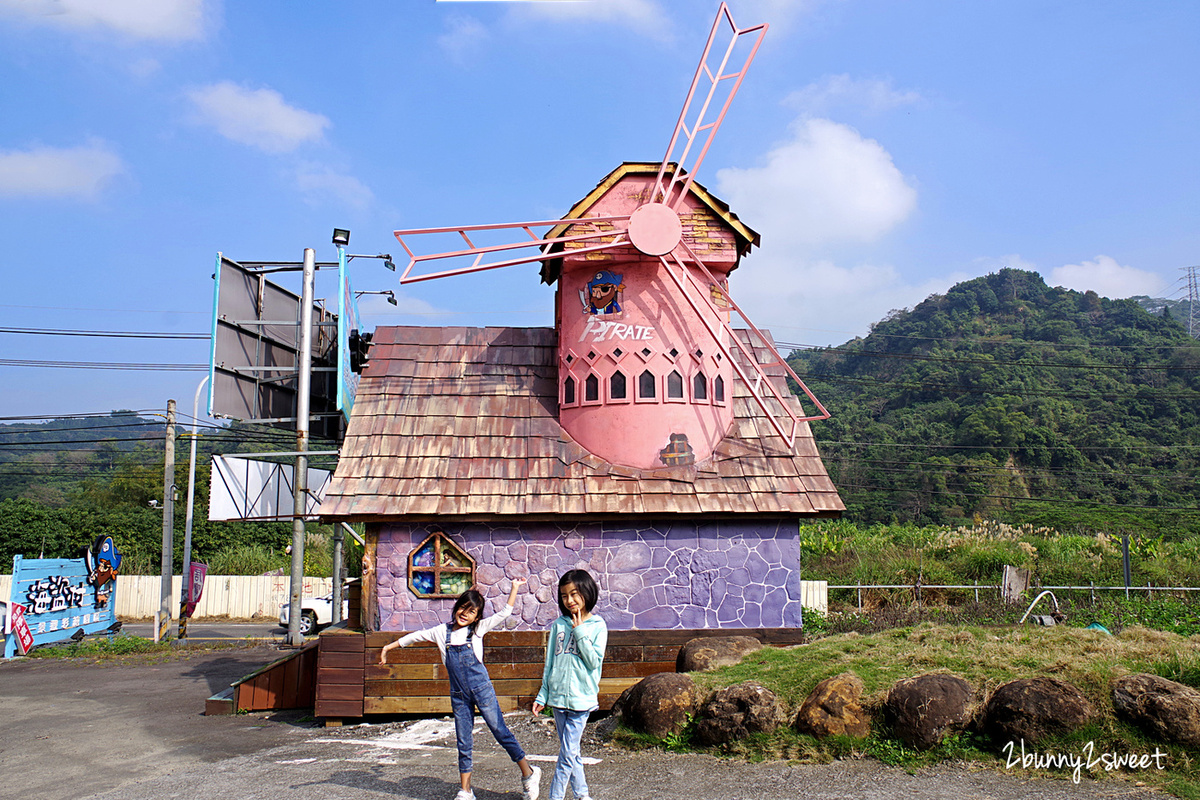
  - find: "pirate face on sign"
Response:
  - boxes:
[86,535,122,606]
[581,270,625,316]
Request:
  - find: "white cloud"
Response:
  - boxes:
[507,0,671,39]
[358,291,442,318]
[438,14,489,65]
[187,82,330,154]
[1049,255,1164,299]
[716,117,917,249]
[786,74,922,117]
[295,164,373,209]
[710,114,926,343]
[0,0,211,42]
[731,255,967,346]
[0,141,124,199]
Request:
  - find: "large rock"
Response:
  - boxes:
[694,681,784,746]
[1112,674,1200,747]
[883,673,975,750]
[612,672,697,739]
[980,677,1094,744]
[677,636,763,672]
[794,672,871,739]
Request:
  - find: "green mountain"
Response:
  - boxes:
[788,269,1200,536]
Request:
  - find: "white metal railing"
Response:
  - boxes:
[827,581,1200,611]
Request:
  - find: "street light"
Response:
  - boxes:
[332,228,351,247]
[347,253,395,271]
[355,289,398,306]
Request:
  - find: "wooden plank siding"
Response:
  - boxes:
[315,623,367,720]
[314,626,806,724]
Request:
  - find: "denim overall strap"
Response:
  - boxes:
[444,622,480,695]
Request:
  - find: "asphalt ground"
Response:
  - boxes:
[0,646,1171,800]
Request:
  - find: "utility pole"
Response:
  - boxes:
[179,376,209,640]
[155,399,177,642]
[286,248,315,647]
[1185,265,1199,339]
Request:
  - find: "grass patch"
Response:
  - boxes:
[25,633,262,663]
[628,624,1200,796]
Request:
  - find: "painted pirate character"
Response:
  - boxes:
[579,270,625,316]
[85,535,123,608]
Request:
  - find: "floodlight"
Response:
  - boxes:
[332,228,351,246]
[383,256,396,271]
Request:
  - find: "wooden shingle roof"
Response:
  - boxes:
[318,326,843,521]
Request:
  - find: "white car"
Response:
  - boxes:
[278,591,349,635]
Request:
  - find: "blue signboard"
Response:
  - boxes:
[5,549,119,658]
[336,245,362,420]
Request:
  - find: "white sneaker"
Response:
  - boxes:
[454,790,474,800]
[522,765,542,800]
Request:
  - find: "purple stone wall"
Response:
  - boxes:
[375,519,802,632]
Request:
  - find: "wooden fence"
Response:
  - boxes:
[1,576,825,620]
[0,574,334,620]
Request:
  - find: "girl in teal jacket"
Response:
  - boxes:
[532,569,607,800]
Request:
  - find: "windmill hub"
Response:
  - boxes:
[627,202,683,257]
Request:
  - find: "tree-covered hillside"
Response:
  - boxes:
[789,269,1200,536]
[0,415,348,574]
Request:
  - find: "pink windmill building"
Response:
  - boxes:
[313,4,843,720]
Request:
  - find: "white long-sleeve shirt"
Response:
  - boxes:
[393,603,513,664]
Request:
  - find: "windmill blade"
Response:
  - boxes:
[653,3,767,211]
[657,243,830,448]
[393,215,632,284]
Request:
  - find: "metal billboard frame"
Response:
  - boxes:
[207,254,341,440]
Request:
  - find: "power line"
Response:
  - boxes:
[777,341,1200,372]
[834,481,1200,513]
[802,373,1200,400]
[0,326,209,339]
[818,439,1200,453]
[0,359,208,371]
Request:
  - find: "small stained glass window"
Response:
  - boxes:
[408,532,475,599]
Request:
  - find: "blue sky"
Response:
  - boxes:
[1,0,1197,421]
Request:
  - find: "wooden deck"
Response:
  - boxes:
[314,625,805,725]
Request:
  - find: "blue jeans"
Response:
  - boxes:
[446,639,525,774]
[549,708,590,800]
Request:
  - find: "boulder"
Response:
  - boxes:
[612,672,697,739]
[882,673,975,750]
[794,672,871,739]
[677,636,763,672]
[980,677,1094,744]
[694,681,785,746]
[1112,674,1200,748]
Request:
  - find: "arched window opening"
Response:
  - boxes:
[693,372,707,401]
[667,370,684,399]
[638,370,656,399]
[714,375,725,403]
[564,375,576,405]
[585,373,599,402]
[610,371,627,400]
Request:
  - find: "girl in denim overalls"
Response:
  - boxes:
[380,579,541,800]
[532,570,608,800]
